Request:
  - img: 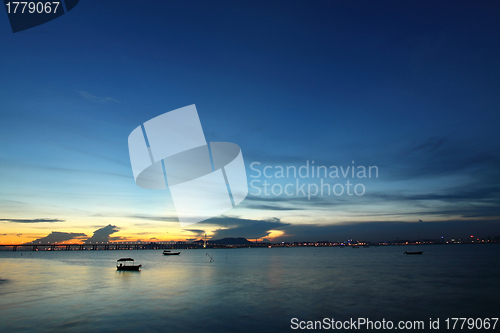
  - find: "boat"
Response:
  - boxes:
[351,245,359,248]
[163,250,181,256]
[404,251,423,255]
[116,258,142,271]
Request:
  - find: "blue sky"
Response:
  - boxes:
[1,1,499,243]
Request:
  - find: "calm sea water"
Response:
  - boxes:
[0,244,499,332]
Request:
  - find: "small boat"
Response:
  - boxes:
[351,245,359,248]
[163,250,181,256]
[116,258,142,271]
[404,251,423,255]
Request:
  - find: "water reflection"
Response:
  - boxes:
[0,245,499,332]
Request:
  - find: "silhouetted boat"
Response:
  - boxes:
[116,258,141,271]
[163,250,181,256]
[352,245,359,248]
[404,251,423,255]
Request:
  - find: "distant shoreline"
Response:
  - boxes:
[0,240,498,252]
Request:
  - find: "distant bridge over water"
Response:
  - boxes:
[0,242,202,251]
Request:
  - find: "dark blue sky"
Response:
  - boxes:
[1,1,499,243]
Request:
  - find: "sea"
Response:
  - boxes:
[0,244,499,332]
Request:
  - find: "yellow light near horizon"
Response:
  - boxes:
[266,230,285,240]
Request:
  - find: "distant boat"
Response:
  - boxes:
[352,245,359,248]
[404,251,423,255]
[116,258,141,271]
[163,250,180,256]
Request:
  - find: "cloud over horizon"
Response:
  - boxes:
[200,216,500,243]
[85,224,120,243]
[25,225,120,244]
[201,216,289,240]
[28,231,87,244]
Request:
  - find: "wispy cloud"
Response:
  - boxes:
[0,200,26,206]
[245,204,305,211]
[0,159,131,179]
[129,215,178,222]
[184,229,206,237]
[411,137,447,153]
[242,195,348,210]
[76,90,120,104]
[388,136,500,181]
[0,218,65,223]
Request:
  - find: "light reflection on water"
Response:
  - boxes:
[0,244,499,332]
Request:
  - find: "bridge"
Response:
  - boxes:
[0,242,201,251]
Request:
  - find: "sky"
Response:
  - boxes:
[1,1,499,244]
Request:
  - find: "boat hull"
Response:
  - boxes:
[117,265,142,271]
